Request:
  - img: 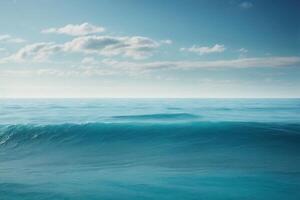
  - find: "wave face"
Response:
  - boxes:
[112,113,199,121]
[1,99,300,200]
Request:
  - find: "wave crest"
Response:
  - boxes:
[112,113,199,120]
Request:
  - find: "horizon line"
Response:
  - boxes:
[1,97,300,99]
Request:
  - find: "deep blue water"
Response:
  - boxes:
[0,99,300,200]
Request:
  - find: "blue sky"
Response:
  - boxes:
[0,0,299,98]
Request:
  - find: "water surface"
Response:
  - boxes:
[1,99,299,200]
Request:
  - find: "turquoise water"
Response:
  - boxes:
[0,99,300,199]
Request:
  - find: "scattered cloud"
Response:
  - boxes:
[40,23,170,59]
[238,48,248,58]
[1,22,299,73]
[0,67,115,78]
[37,67,115,77]
[7,42,63,62]
[239,1,253,9]
[81,57,99,65]
[0,48,9,57]
[160,39,172,44]
[3,34,167,62]
[2,56,299,77]
[181,44,226,55]
[0,34,26,43]
[64,35,162,59]
[42,22,105,36]
[102,56,300,72]
[238,48,248,53]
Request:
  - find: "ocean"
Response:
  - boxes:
[0,99,300,200]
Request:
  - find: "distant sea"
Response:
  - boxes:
[1,99,300,200]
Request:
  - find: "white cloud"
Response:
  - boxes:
[81,57,99,65]
[238,48,248,53]
[42,22,105,36]
[64,35,162,59]
[0,66,117,78]
[7,42,63,62]
[181,44,226,55]
[239,1,253,9]
[36,67,115,77]
[2,56,299,78]
[2,34,169,62]
[0,34,26,43]
[2,35,165,62]
[0,48,9,57]
[102,56,300,72]
[3,22,172,61]
[160,39,172,44]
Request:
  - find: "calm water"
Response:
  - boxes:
[0,99,300,200]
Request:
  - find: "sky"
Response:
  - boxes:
[0,0,299,98]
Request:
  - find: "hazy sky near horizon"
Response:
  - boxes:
[0,0,299,98]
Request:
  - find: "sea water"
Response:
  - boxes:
[0,99,299,200]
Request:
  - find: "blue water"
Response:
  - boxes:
[0,99,300,200]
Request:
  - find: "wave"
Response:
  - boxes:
[112,113,199,120]
[1,122,299,146]
[1,122,300,164]
[1,122,300,199]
